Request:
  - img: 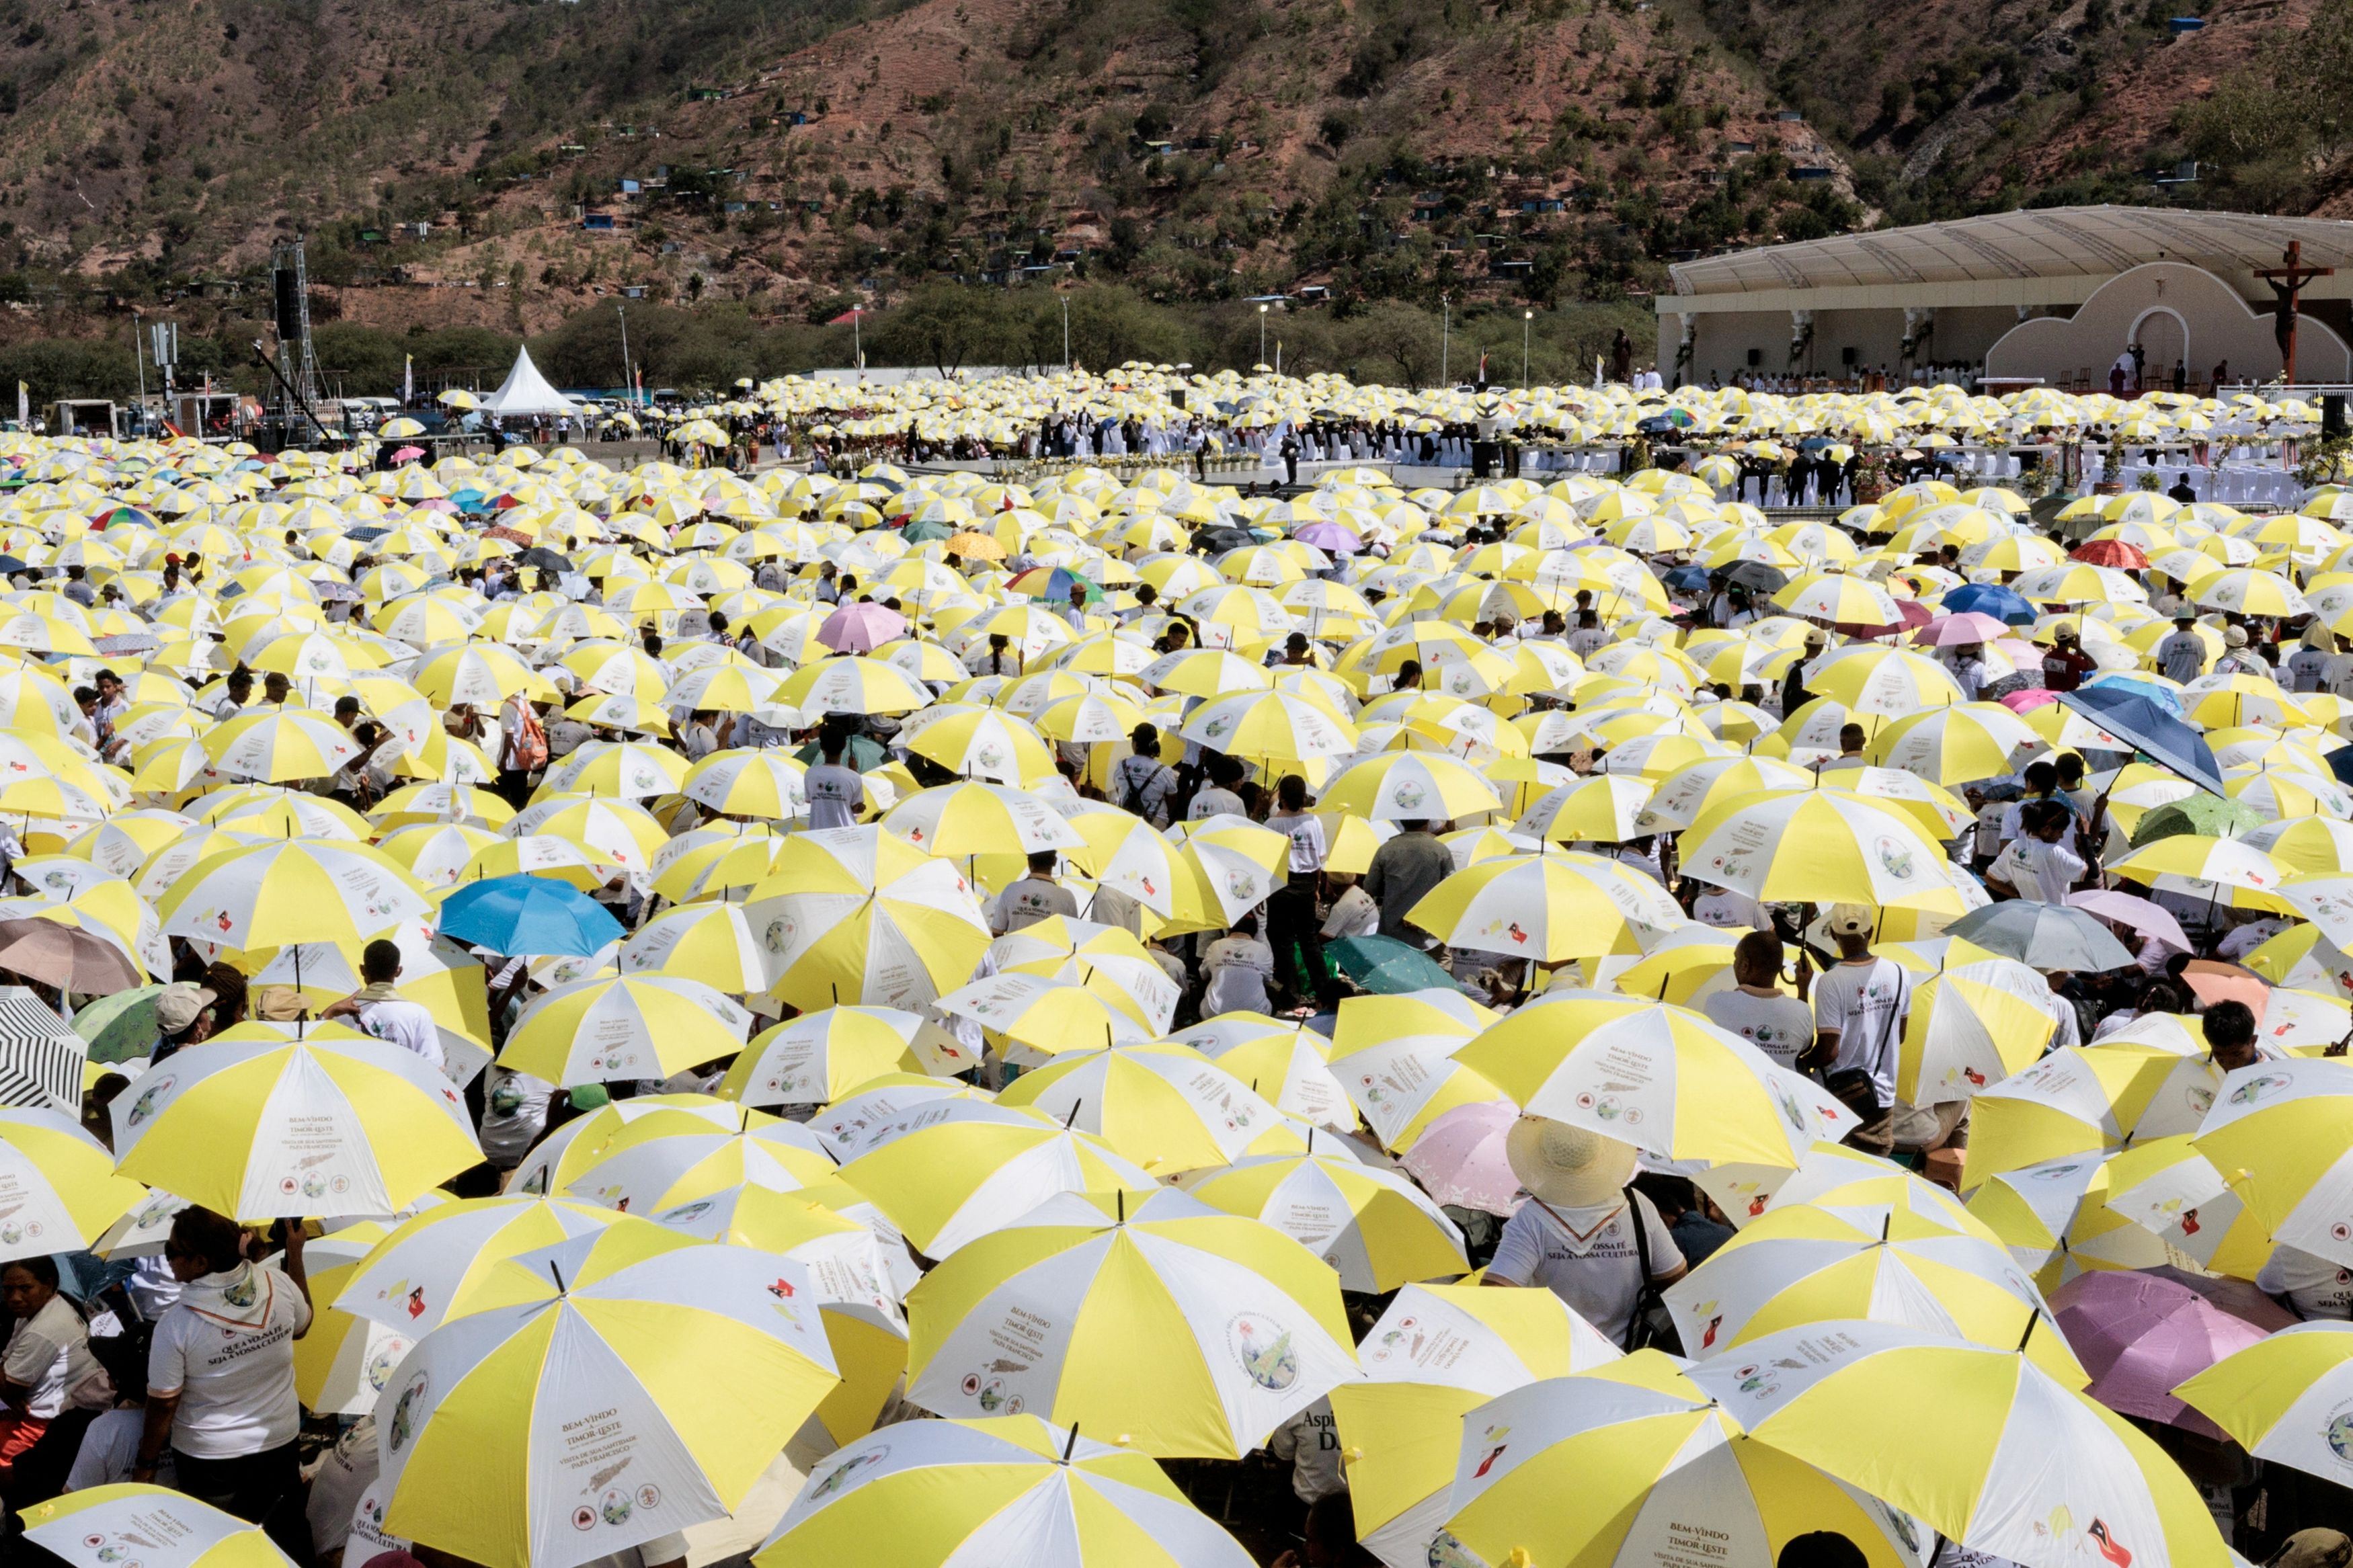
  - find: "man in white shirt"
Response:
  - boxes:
[1567,610,1610,661]
[1987,800,2086,903]
[1810,904,1911,1155]
[1111,725,1179,827]
[801,724,864,830]
[2215,624,2272,679]
[1481,1120,1684,1348]
[990,852,1080,934]
[1186,754,1247,821]
[1319,873,1379,941]
[1702,932,1817,1069]
[1200,911,1277,1016]
[2155,611,2208,684]
[1816,723,1870,773]
[321,940,444,1074]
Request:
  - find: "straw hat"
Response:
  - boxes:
[1504,1116,1639,1208]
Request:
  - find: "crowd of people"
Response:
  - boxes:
[0,366,2340,1568]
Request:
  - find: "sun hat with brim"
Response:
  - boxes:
[1503,1116,1639,1208]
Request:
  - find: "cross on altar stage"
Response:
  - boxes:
[2258,241,2336,385]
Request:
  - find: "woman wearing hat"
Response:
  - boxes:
[1480,1118,1685,1348]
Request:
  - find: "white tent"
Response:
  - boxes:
[477,347,579,417]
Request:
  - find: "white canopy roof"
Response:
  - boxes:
[478,347,579,417]
[1668,206,2353,296]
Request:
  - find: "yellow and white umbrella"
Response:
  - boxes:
[717,1005,930,1108]
[1681,1320,2229,1568]
[753,1415,1257,1568]
[109,1028,478,1220]
[744,827,993,1012]
[834,1099,1154,1259]
[1456,993,1853,1170]
[1329,1283,1624,1568]
[904,1188,1357,1458]
[1443,1353,1935,1568]
[1181,1146,1466,1291]
[153,839,430,948]
[334,1194,626,1334]
[375,1222,841,1568]
[500,973,754,1085]
[22,1485,301,1568]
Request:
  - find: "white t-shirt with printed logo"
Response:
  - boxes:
[1703,988,1817,1070]
[1812,957,1911,1106]
[2256,1244,2353,1320]
[1486,1192,1683,1346]
[149,1265,313,1459]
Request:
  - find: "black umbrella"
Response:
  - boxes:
[1724,561,1788,594]
[1195,526,1257,554]
[517,546,575,573]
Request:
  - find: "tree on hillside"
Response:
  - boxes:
[871,284,1023,375]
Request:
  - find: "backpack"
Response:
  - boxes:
[506,702,549,773]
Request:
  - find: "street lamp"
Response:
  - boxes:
[616,301,634,405]
[1061,294,1070,370]
[1258,302,1269,368]
[1440,293,1451,387]
[1522,310,1533,388]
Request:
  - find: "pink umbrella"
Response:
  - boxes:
[1294,522,1363,554]
[2067,889,2190,953]
[1913,610,2012,648]
[2049,1268,2294,1438]
[1397,1100,1519,1216]
[391,445,426,462]
[2000,688,2058,712]
[815,601,908,654]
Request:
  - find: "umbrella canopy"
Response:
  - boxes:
[1940,902,2135,972]
[2057,684,2227,796]
[439,874,626,957]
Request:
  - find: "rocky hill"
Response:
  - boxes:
[0,0,2331,333]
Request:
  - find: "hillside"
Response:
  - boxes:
[0,0,2332,337]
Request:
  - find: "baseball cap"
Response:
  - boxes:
[1825,903,1876,938]
[154,983,216,1034]
[2224,625,2247,647]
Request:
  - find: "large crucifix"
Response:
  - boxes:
[2256,241,2336,385]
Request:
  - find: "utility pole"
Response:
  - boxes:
[852,305,863,372]
[616,302,635,404]
[1257,302,1268,368]
[1061,294,1070,370]
[1440,293,1451,388]
[1523,310,1533,388]
[132,313,148,424]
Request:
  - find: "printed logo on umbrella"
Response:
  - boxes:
[387,1369,430,1453]
[1228,1312,1300,1391]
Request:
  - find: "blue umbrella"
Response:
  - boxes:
[2081,670,2185,717]
[2056,684,2226,796]
[1942,583,2038,625]
[1663,564,1710,593]
[438,874,623,956]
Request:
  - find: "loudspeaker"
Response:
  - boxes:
[2325,394,2347,440]
[272,268,303,342]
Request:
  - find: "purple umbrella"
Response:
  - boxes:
[2067,888,2192,954]
[2049,1268,2295,1438]
[1293,521,1363,554]
[1398,1100,1519,1216]
[1912,610,2013,648]
[815,601,908,654]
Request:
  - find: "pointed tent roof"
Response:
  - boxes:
[477,347,579,417]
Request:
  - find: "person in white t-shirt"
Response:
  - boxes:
[1702,932,1817,1070]
[1201,912,1277,1017]
[1265,1395,1345,1504]
[1691,885,1768,932]
[134,1208,311,1539]
[0,1256,110,1492]
[1810,905,1912,1155]
[1986,800,2086,905]
[1482,1120,1684,1348]
[1319,874,1379,942]
[801,723,865,831]
[2256,1244,2353,1319]
[989,852,1081,935]
[320,939,445,1074]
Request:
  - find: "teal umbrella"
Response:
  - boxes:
[900,518,957,544]
[73,983,163,1064]
[1325,935,1464,995]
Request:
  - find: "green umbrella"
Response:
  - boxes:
[791,733,889,772]
[1325,935,1465,995]
[900,518,957,544]
[2129,795,2266,848]
[73,983,163,1063]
